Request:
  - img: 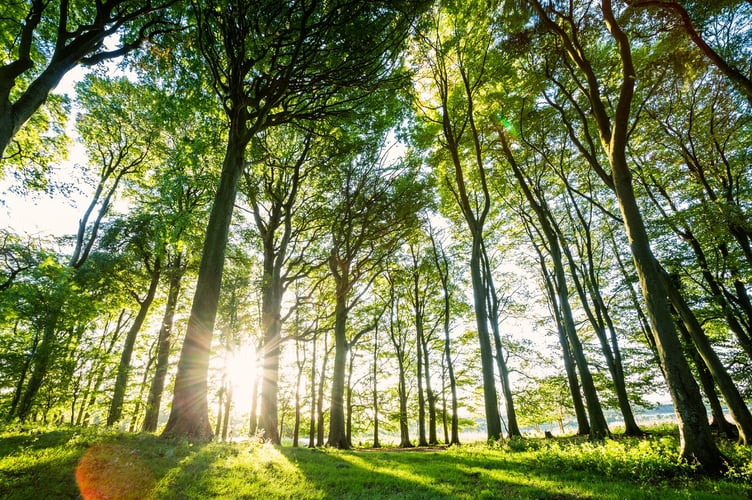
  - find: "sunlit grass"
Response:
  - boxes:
[0,424,750,499]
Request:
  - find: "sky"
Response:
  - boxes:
[1,69,90,239]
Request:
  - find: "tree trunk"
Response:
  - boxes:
[15,311,59,421]
[215,383,225,440]
[142,268,183,432]
[441,372,449,444]
[559,191,643,437]
[432,238,460,446]
[416,321,427,446]
[372,328,381,448]
[108,265,161,426]
[346,348,355,448]
[327,292,350,449]
[129,340,158,432]
[535,242,590,436]
[8,325,38,419]
[0,59,72,158]
[554,246,610,440]
[469,232,502,440]
[482,244,522,439]
[293,339,304,448]
[421,338,438,445]
[665,274,752,445]
[396,351,413,448]
[257,234,286,444]
[316,332,330,447]
[502,133,607,439]
[309,332,318,448]
[162,126,248,441]
[677,318,739,440]
[258,315,282,444]
[613,162,725,470]
[562,241,642,436]
[249,373,259,437]
[221,384,232,442]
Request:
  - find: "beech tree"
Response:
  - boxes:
[162,0,427,440]
[514,0,727,472]
[322,140,428,449]
[9,75,161,421]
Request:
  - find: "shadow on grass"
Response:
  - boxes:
[281,446,585,499]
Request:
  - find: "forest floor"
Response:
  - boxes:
[0,424,750,499]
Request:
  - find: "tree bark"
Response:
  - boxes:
[309,331,318,448]
[346,348,355,448]
[293,342,304,447]
[371,327,381,448]
[421,337,439,445]
[327,290,350,448]
[316,331,330,447]
[416,316,427,446]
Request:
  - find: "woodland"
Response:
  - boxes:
[0,0,751,484]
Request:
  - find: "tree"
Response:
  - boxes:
[102,215,163,426]
[519,0,727,472]
[495,129,613,440]
[141,160,212,432]
[323,140,428,449]
[239,124,323,444]
[162,0,426,441]
[0,0,179,160]
[9,75,161,421]
[428,225,461,445]
[383,269,414,448]
[414,1,504,440]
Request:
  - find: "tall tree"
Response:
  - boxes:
[323,141,428,449]
[428,226,461,445]
[103,215,163,426]
[520,0,726,472]
[384,269,414,448]
[239,124,323,444]
[414,1,504,440]
[10,75,161,421]
[163,0,426,441]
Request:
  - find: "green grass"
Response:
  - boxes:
[0,424,750,499]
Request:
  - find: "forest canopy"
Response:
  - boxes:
[1,0,750,476]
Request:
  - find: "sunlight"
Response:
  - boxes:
[224,342,258,414]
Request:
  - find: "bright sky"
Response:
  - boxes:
[1,69,91,239]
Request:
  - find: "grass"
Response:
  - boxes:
[0,424,750,499]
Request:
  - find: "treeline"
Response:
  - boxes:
[0,0,750,475]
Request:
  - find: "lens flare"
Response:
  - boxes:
[76,443,155,499]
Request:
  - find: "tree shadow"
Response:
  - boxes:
[280,446,586,499]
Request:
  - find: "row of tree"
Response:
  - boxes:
[1,0,750,475]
